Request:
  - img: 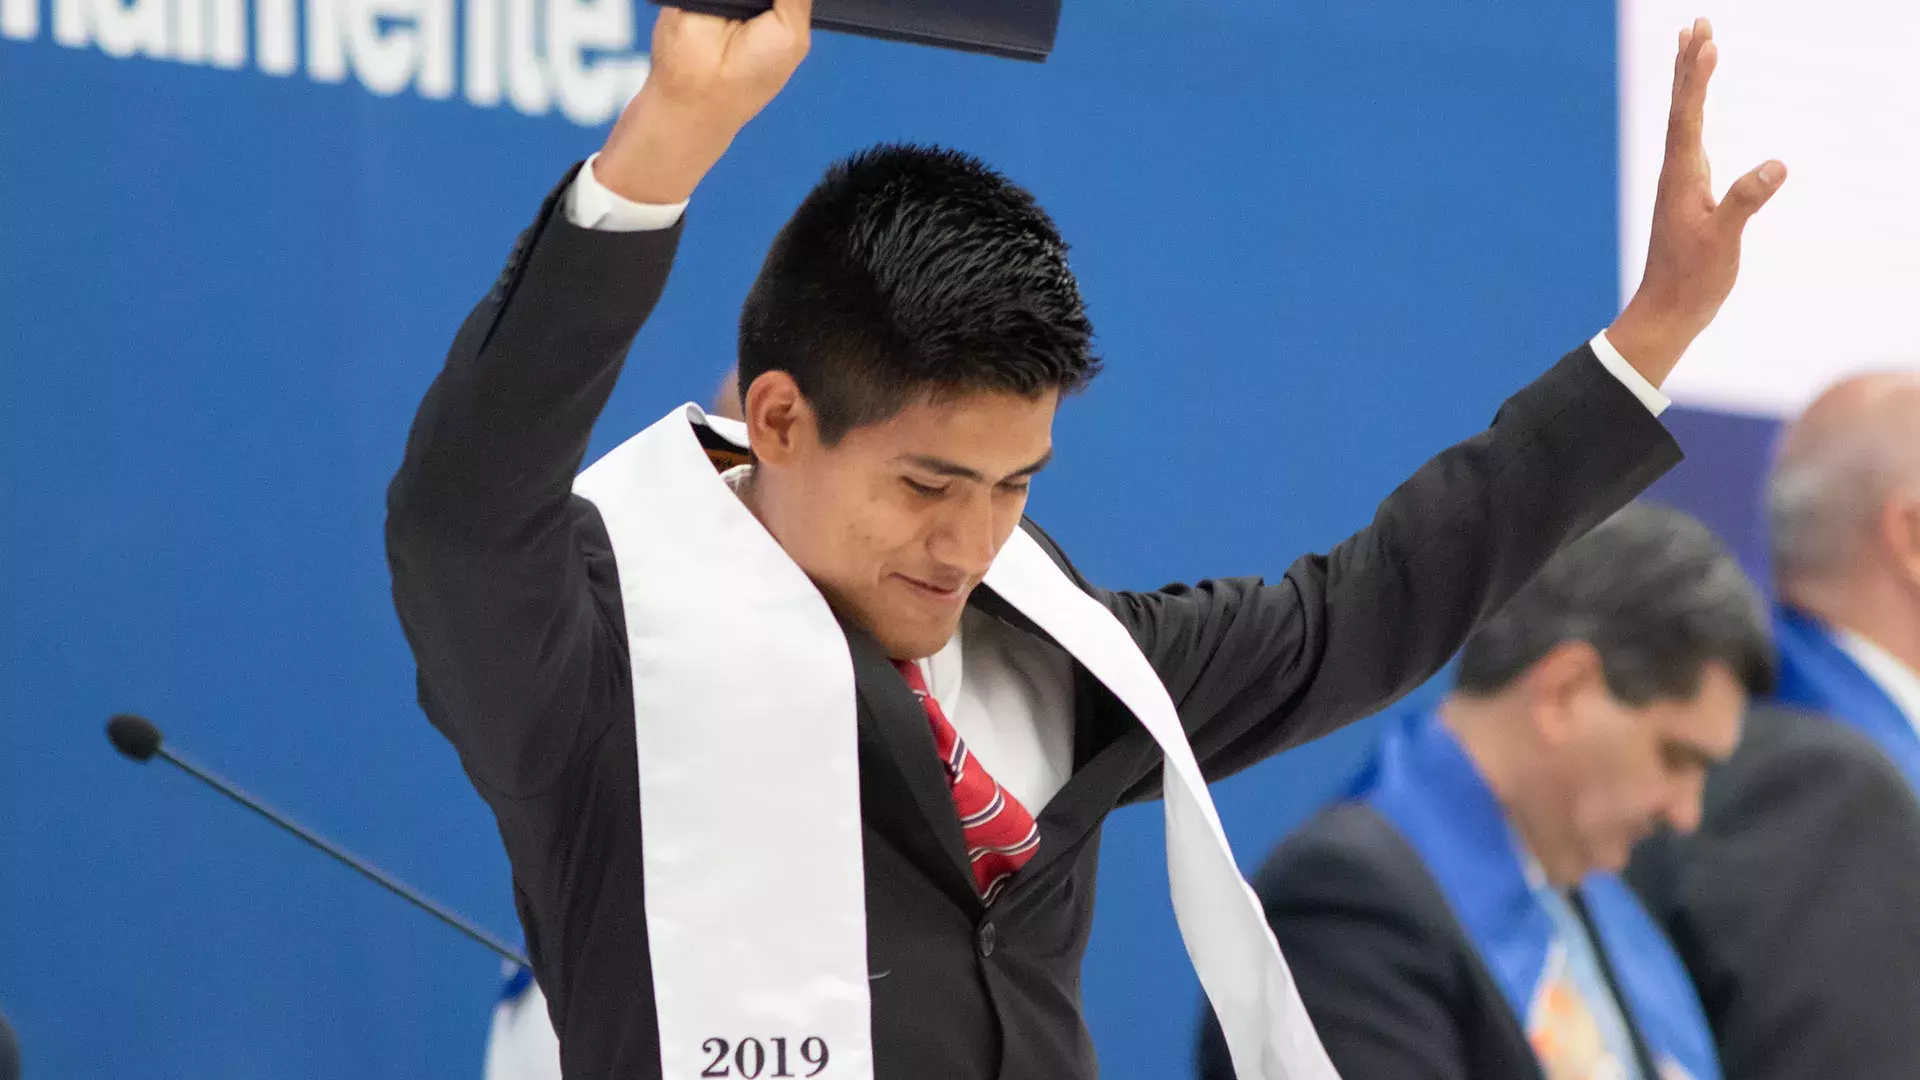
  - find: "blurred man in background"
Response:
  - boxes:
[0,1006,19,1080]
[1199,503,1771,1080]
[711,368,741,420]
[1629,373,1920,1080]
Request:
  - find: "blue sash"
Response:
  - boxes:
[1774,605,1920,796]
[1358,712,1721,1080]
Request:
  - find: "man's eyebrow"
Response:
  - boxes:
[1009,450,1054,479]
[1666,737,1729,769]
[899,450,1053,482]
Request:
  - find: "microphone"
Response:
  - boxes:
[106,713,529,969]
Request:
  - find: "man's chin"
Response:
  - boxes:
[1594,839,1638,876]
[871,612,964,662]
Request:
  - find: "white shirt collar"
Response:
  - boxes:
[920,616,966,718]
[1832,626,1920,733]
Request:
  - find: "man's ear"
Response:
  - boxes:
[1523,640,1606,746]
[744,370,816,467]
[1879,491,1920,590]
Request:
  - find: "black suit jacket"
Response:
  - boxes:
[1196,804,1663,1080]
[1627,705,1920,1080]
[384,165,1679,1080]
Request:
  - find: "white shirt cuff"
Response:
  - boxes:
[1589,331,1671,417]
[565,152,689,232]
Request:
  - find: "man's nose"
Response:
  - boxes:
[934,497,999,578]
[1664,776,1706,835]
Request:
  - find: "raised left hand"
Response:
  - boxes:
[1608,18,1787,386]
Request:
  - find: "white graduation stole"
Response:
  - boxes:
[575,404,1339,1080]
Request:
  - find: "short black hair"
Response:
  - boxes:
[1455,502,1774,704]
[737,144,1100,444]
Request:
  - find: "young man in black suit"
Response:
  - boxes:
[386,2,1784,1075]
[1198,504,1773,1080]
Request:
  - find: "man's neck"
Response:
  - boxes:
[1438,697,1583,889]
[1786,575,1920,678]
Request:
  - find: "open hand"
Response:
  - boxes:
[1609,18,1786,386]
[595,0,813,205]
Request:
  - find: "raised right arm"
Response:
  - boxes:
[384,180,684,797]
[385,0,813,797]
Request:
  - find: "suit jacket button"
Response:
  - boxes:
[977,922,997,958]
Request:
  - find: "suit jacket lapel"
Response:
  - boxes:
[842,625,981,910]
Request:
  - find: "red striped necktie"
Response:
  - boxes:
[893,659,1041,904]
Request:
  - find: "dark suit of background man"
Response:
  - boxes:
[1198,503,1772,1080]
[1628,372,1920,1080]
[0,1006,19,1080]
[383,3,1784,1076]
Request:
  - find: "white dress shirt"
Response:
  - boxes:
[606,153,1673,815]
[917,606,1076,813]
[1835,627,1920,736]
[1517,848,1647,1080]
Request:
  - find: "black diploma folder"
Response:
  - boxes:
[650,0,1062,61]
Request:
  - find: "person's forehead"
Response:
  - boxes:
[854,390,1059,449]
[1648,664,1748,745]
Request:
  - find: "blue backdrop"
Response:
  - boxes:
[1,0,1622,1075]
